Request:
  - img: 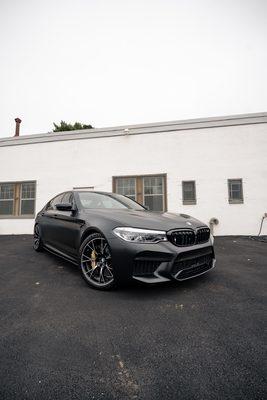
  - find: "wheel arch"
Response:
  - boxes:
[80,227,106,246]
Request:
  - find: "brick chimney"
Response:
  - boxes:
[14,118,22,137]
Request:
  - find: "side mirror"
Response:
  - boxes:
[55,203,73,211]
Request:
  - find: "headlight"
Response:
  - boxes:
[113,227,167,243]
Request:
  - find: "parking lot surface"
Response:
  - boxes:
[0,235,266,400]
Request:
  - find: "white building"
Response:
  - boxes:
[0,112,266,236]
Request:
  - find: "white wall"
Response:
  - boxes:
[0,123,266,236]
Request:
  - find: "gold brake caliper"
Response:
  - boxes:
[91,250,97,269]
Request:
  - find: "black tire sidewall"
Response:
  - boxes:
[33,224,43,252]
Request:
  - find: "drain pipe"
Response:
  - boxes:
[14,117,22,137]
[209,217,219,235]
[258,213,267,236]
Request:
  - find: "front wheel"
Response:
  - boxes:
[79,233,117,290]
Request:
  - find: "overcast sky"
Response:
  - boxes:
[0,0,266,137]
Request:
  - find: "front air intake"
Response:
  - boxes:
[133,260,161,277]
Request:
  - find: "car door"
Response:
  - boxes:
[52,192,82,257]
[40,193,65,248]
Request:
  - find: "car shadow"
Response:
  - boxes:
[120,273,213,296]
[40,248,215,296]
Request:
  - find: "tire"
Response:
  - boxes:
[79,232,117,290]
[33,224,43,252]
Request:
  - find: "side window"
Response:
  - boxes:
[62,192,75,209]
[62,192,72,204]
[46,194,64,211]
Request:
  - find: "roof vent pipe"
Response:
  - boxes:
[14,118,22,137]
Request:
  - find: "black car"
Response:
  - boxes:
[34,190,216,290]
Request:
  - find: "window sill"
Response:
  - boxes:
[183,201,197,205]
[0,215,35,219]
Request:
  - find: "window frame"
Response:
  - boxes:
[182,180,197,205]
[0,182,15,216]
[0,180,37,219]
[114,177,137,201]
[142,175,165,212]
[112,173,167,212]
[45,193,65,211]
[228,179,244,204]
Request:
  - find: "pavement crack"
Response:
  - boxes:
[115,354,139,399]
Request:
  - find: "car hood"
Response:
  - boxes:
[83,209,207,231]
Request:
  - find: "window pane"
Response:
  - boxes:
[21,182,35,199]
[143,176,164,211]
[182,181,196,203]
[20,182,36,215]
[21,200,34,215]
[0,184,14,200]
[62,192,72,203]
[0,183,15,215]
[50,194,64,209]
[144,195,163,212]
[231,190,241,199]
[0,200,14,215]
[228,179,243,202]
[231,183,241,192]
[144,177,163,195]
[116,178,136,199]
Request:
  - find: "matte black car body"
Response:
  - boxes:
[34,191,216,287]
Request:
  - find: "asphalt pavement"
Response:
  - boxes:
[0,235,266,400]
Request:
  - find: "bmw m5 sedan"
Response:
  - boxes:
[34,190,216,290]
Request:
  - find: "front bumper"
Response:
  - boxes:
[108,236,216,283]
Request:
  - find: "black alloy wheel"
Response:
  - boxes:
[79,232,116,290]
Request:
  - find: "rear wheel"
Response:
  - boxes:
[79,233,116,290]
[33,224,43,252]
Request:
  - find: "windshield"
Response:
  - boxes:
[77,192,145,210]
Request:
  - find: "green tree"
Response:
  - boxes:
[53,121,93,132]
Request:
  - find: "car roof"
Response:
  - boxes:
[73,190,113,195]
